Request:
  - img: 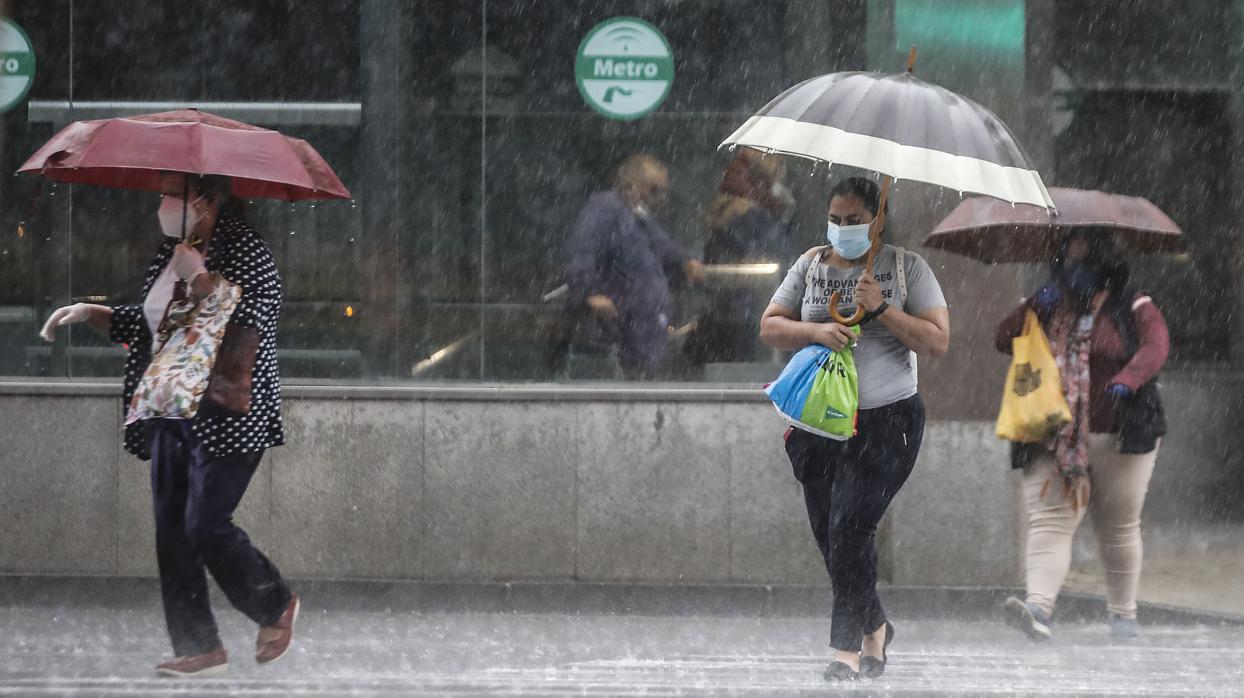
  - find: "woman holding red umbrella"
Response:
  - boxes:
[25,108,348,678]
[994,230,1170,642]
[40,172,298,678]
[925,187,1178,641]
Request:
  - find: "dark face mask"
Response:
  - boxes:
[1060,262,1101,303]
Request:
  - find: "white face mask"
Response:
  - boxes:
[157,195,206,238]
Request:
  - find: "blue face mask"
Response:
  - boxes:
[826,221,872,260]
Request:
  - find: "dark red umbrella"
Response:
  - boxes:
[924,187,1182,264]
[17,109,350,201]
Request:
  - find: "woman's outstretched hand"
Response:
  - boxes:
[40,303,108,342]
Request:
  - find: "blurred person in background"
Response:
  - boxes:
[684,147,797,369]
[564,153,705,379]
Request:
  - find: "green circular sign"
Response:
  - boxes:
[575,17,673,121]
[0,19,35,114]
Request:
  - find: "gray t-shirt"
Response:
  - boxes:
[769,245,947,409]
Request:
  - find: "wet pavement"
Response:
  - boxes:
[2,580,1242,697]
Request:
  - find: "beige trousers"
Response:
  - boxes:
[1020,433,1158,619]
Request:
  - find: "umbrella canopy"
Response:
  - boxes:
[720,49,1052,325]
[720,70,1053,209]
[17,109,350,201]
[924,188,1183,264]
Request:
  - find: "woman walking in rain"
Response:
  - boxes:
[996,230,1169,641]
[40,173,298,677]
[759,176,950,681]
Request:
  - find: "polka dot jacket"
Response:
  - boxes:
[111,214,285,460]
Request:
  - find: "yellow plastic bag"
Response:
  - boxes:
[996,310,1072,442]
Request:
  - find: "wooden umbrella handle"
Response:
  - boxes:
[829,175,893,326]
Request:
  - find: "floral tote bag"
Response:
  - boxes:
[125,273,242,424]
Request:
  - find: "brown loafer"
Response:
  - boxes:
[156,646,229,678]
[256,592,300,664]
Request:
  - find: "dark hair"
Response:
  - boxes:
[188,173,247,221]
[1051,229,1130,292]
[827,176,888,218]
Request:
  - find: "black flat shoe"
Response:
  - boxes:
[859,621,895,679]
[823,660,860,682]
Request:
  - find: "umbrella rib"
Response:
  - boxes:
[191,121,205,176]
[274,135,318,197]
[777,74,833,124]
[829,75,892,165]
[65,119,113,172]
[891,75,921,183]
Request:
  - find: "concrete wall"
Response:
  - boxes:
[3,374,1234,587]
[0,381,1024,587]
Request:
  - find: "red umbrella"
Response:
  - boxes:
[17,109,350,201]
[924,187,1182,264]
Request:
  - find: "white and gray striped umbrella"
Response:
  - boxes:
[721,69,1054,209]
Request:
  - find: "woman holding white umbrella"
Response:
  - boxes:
[760,175,949,680]
[731,49,1052,681]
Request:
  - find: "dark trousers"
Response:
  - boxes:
[149,419,290,656]
[784,394,925,652]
